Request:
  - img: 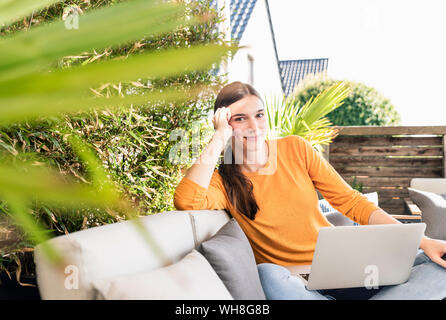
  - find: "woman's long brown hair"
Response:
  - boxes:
[214,81,262,220]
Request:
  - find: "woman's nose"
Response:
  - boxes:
[246,117,258,132]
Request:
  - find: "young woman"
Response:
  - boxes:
[174,81,446,300]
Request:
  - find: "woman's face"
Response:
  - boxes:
[226,95,267,152]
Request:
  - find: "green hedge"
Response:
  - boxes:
[0,0,225,278]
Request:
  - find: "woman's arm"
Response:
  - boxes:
[295,135,380,225]
[173,107,232,211]
[368,208,400,225]
[184,107,232,189]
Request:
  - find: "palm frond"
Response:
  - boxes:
[0,44,230,125]
[266,81,350,148]
[0,0,60,27]
[0,0,190,81]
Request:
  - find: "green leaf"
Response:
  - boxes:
[0,43,229,98]
[266,82,350,147]
[0,0,61,27]
[0,162,119,208]
[0,0,190,81]
[0,83,208,126]
[66,134,115,195]
[4,194,63,265]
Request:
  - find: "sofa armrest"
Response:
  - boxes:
[410,178,446,194]
[35,211,197,299]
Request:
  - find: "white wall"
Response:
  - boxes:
[227,0,283,101]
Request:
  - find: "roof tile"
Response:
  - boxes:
[279,58,329,96]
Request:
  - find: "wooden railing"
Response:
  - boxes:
[324,126,446,220]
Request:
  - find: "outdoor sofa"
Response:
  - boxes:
[34,178,446,299]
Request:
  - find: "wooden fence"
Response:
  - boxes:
[324,126,446,217]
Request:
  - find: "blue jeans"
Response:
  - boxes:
[257,250,446,300]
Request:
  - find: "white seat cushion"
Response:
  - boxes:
[92,250,233,300]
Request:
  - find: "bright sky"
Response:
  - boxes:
[268,0,446,126]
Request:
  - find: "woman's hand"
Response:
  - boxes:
[183,107,232,188]
[420,237,446,268]
[212,107,233,143]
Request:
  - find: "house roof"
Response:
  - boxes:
[210,1,329,96]
[230,0,257,41]
[279,58,329,96]
[210,0,258,41]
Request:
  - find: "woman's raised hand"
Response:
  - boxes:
[183,107,233,188]
[212,107,233,142]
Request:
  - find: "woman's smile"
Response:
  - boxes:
[244,136,258,142]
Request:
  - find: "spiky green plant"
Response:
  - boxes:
[266,81,351,152]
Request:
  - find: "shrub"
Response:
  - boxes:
[292,77,401,126]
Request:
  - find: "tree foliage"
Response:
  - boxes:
[292,77,401,126]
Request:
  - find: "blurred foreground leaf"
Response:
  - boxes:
[0,0,191,81]
[0,44,231,125]
[0,0,61,26]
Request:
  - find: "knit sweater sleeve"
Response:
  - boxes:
[295,135,380,225]
[173,170,229,211]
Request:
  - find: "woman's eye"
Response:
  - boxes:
[234,114,263,121]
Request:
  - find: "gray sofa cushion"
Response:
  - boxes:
[197,218,266,300]
[319,198,356,226]
[324,211,357,227]
[408,187,446,240]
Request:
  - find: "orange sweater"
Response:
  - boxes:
[174,135,380,266]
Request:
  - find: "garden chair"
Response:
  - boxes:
[407,178,446,240]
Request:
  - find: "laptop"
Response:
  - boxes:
[285,223,426,290]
